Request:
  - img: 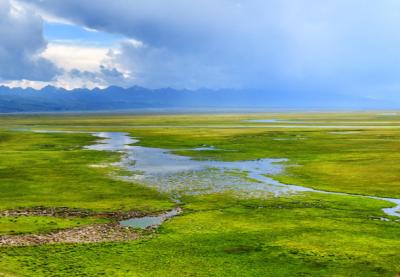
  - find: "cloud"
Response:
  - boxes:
[0,0,60,81]
[42,43,110,72]
[0,0,130,89]
[16,0,274,88]
[11,0,400,96]
[62,66,130,89]
[108,40,237,88]
[13,41,131,89]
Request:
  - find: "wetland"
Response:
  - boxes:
[1,112,400,276]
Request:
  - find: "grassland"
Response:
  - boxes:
[0,216,107,235]
[0,130,172,212]
[1,112,400,276]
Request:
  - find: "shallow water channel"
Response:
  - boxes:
[85,132,311,198]
[83,132,400,221]
[31,130,400,227]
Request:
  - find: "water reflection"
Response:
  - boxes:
[86,132,301,197]
[120,208,181,229]
[84,132,400,218]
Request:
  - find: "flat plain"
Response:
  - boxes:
[1,112,400,276]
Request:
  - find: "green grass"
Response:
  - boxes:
[1,193,400,276]
[1,112,400,276]
[0,130,172,212]
[0,216,107,235]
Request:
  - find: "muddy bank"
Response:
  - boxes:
[0,207,146,221]
[0,207,181,247]
[0,222,140,247]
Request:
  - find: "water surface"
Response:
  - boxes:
[86,132,296,198]
[120,208,181,229]
[85,132,400,219]
[243,119,306,123]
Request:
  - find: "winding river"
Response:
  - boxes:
[81,131,400,219]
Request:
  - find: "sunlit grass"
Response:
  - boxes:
[0,216,107,235]
[1,112,400,276]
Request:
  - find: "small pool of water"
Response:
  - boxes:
[192,146,217,151]
[120,208,181,229]
[329,131,361,135]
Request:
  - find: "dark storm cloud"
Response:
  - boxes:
[13,0,400,98]
[0,0,60,81]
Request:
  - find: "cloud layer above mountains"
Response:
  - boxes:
[3,0,400,99]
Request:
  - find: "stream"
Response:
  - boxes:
[83,132,400,220]
[31,130,400,227]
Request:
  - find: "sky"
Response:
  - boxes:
[1,0,400,101]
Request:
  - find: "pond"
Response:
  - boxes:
[120,208,181,229]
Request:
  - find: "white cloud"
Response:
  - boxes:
[5,40,133,90]
[3,79,49,89]
[42,43,110,72]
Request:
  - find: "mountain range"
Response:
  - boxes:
[0,85,396,113]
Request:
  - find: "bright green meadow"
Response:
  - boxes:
[1,112,400,276]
